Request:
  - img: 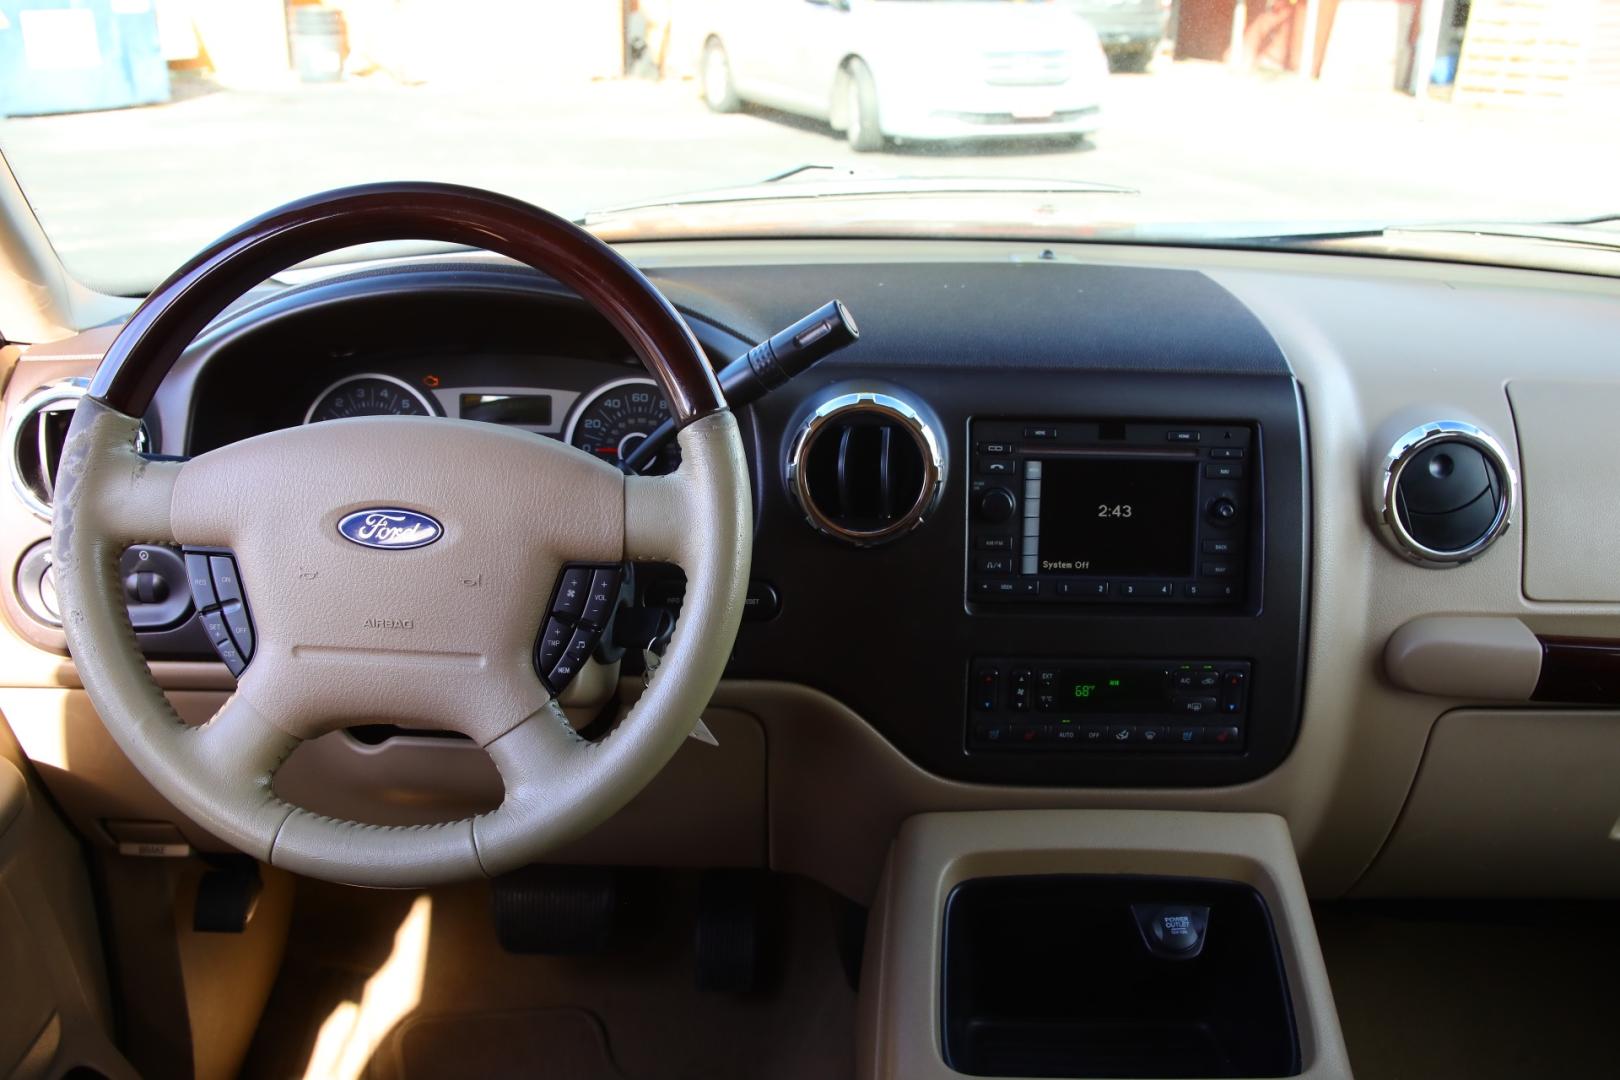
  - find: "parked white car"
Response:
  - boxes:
[696,0,1109,150]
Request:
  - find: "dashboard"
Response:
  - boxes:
[5,237,1620,901]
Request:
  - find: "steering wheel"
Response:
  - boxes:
[51,184,751,887]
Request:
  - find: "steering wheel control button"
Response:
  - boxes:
[537,619,571,674]
[554,568,591,621]
[536,562,627,694]
[185,554,217,609]
[209,556,243,604]
[183,549,256,676]
[221,602,255,657]
[580,569,622,629]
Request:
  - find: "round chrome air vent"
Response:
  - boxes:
[6,378,147,520]
[1378,420,1516,566]
[786,391,944,546]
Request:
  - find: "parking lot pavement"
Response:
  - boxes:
[2,62,1615,293]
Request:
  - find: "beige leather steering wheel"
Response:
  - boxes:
[51,184,751,887]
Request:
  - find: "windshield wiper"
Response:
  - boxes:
[585,166,1135,220]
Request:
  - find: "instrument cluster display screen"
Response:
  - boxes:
[1036,458,1198,577]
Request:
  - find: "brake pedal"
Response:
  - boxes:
[492,865,625,955]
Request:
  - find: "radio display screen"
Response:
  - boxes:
[1036,458,1198,577]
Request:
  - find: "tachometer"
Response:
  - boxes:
[304,374,437,424]
[564,377,679,474]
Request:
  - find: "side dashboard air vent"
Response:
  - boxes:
[1378,420,1516,566]
[786,391,944,546]
[6,378,146,520]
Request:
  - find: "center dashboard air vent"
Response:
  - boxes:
[786,391,944,546]
[6,378,147,519]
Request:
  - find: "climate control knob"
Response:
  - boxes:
[976,487,1018,523]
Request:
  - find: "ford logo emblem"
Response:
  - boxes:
[337,508,443,550]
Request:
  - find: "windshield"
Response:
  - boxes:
[1,0,1616,292]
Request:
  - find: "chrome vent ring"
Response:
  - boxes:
[786,391,944,547]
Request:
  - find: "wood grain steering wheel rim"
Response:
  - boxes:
[52,183,752,887]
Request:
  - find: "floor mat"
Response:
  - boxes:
[375,1008,623,1080]
[242,873,855,1080]
[1315,901,1620,1080]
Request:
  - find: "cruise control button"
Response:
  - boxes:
[536,618,570,673]
[221,602,254,657]
[209,556,243,605]
[200,609,232,648]
[185,554,217,609]
[214,638,246,676]
[579,569,621,629]
[553,567,591,620]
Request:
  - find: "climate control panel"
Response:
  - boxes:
[968,658,1250,752]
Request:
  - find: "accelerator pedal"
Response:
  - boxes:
[694,868,777,993]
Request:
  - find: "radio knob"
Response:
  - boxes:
[1207,496,1239,525]
[977,487,1018,523]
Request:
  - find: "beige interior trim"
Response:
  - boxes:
[1508,379,1620,602]
[1383,616,1542,699]
[0,718,133,1079]
[856,810,1351,1080]
[1354,709,1620,897]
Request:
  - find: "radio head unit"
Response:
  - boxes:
[968,420,1255,606]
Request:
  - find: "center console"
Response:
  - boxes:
[856,810,1351,1080]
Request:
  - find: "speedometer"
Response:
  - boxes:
[564,377,680,474]
[305,374,437,424]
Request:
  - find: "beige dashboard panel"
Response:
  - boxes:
[856,810,1351,1080]
[1354,709,1620,896]
[1508,380,1620,601]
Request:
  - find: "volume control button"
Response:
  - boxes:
[976,488,1017,523]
